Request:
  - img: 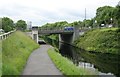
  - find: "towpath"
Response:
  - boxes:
[22,45,62,75]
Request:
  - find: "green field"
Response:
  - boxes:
[2,31,39,75]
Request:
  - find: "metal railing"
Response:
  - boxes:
[0,30,16,40]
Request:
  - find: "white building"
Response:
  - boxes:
[27,21,32,30]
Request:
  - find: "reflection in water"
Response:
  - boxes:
[59,43,73,58]
[60,43,120,77]
[43,37,120,77]
[78,62,94,68]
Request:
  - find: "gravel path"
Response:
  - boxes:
[22,45,62,75]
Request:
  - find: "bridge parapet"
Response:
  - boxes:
[39,26,64,31]
[38,26,90,34]
[38,26,74,34]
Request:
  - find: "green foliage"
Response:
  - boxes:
[1,17,28,32]
[40,21,84,30]
[74,28,120,55]
[48,34,59,40]
[0,41,2,76]
[96,6,113,23]
[81,19,92,28]
[114,5,120,27]
[95,5,120,27]
[40,21,68,30]
[48,48,98,76]
[2,17,14,32]
[15,20,27,30]
[2,31,39,75]
[41,34,59,48]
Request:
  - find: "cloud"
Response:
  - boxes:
[0,0,119,26]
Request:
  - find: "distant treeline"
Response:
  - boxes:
[41,2,120,29]
[1,17,27,32]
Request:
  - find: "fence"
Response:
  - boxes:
[0,30,16,40]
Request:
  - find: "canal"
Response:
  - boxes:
[42,36,120,77]
[60,43,119,77]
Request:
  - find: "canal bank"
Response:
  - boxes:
[74,28,120,55]
[48,48,99,76]
[47,42,119,77]
[2,31,39,75]
[41,28,120,77]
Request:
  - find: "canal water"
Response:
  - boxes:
[59,43,120,77]
[42,36,120,77]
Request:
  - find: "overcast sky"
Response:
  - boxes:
[0,0,119,26]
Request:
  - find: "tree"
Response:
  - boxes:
[2,17,14,32]
[96,6,115,27]
[40,21,68,30]
[114,3,120,27]
[15,20,27,30]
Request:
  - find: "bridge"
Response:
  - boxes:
[31,26,89,49]
[38,27,87,34]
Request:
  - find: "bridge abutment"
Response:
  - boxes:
[73,25,80,42]
[32,26,38,43]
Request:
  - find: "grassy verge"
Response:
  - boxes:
[48,48,98,77]
[74,28,120,55]
[0,40,2,76]
[2,31,39,75]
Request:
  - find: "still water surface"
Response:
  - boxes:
[42,37,119,77]
[59,43,119,77]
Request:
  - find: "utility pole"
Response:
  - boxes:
[85,8,86,21]
[0,18,2,29]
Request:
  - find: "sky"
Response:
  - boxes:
[0,0,119,26]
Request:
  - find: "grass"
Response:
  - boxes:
[0,40,2,76]
[99,28,118,31]
[74,28,120,55]
[2,31,39,75]
[24,30,32,32]
[48,48,99,77]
